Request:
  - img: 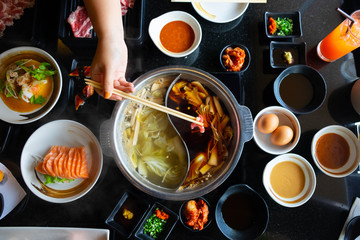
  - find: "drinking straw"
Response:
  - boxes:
[336,8,355,31]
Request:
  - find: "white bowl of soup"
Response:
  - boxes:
[0,46,62,124]
[148,11,202,58]
[311,125,360,178]
[263,153,316,207]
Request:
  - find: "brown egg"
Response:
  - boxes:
[257,113,279,134]
[271,125,294,146]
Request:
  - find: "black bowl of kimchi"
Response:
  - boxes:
[220,44,250,73]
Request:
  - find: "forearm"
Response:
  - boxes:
[84,0,124,40]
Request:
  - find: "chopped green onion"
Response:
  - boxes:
[275,17,294,36]
[143,208,167,239]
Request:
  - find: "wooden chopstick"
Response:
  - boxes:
[84,79,204,126]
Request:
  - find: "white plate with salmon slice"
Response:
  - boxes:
[20,119,103,203]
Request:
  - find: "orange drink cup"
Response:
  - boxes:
[317,10,360,62]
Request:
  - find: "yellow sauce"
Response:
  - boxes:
[270,161,305,198]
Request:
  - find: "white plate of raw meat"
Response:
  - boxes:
[20,120,103,203]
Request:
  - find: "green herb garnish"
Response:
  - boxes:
[44,174,75,185]
[20,62,56,81]
[30,95,46,105]
[275,17,293,36]
[143,208,167,239]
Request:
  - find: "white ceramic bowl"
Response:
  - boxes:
[311,125,360,178]
[263,153,316,208]
[192,2,249,23]
[148,11,202,58]
[21,120,103,203]
[253,106,301,155]
[0,46,62,124]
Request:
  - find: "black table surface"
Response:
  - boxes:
[1,0,360,239]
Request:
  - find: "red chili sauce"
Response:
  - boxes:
[160,21,195,53]
[315,133,350,169]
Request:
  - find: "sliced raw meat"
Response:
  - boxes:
[67,6,92,38]
[67,0,136,38]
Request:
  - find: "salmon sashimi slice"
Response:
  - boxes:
[57,146,69,178]
[45,146,60,177]
[79,146,89,178]
[35,161,47,175]
[71,148,80,179]
[42,146,59,176]
[76,148,82,178]
[66,147,76,179]
[36,145,89,180]
[52,148,64,177]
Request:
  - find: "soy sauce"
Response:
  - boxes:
[221,193,255,230]
[279,73,314,110]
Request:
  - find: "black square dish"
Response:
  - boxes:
[58,0,145,49]
[265,11,302,38]
[135,203,178,240]
[270,41,306,68]
[105,192,150,239]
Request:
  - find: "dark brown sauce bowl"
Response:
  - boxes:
[215,184,269,240]
[273,65,327,115]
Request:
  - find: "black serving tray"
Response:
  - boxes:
[58,0,145,49]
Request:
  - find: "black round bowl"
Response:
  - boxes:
[345,216,360,240]
[220,44,251,73]
[273,64,327,114]
[215,184,269,240]
[179,197,212,232]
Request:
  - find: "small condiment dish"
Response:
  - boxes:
[215,184,269,240]
[270,41,306,68]
[311,125,360,178]
[253,106,301,155]
[220,43,251,73]
[105,192,150,239]
[263,153,316,207]
[148,11,202,58]
[273,65,327,114]
[135,202,178,240]
[179,197,212,232]
[265,11,302,38]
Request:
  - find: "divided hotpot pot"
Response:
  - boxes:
[101,66,253,200]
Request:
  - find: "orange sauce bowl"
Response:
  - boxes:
[311,125,360,178]
[148,11,202,58]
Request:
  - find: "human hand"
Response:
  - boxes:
[90,37,134,100]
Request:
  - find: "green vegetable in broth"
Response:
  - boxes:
[123,77,188,189]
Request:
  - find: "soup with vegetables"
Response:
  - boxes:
[122,77,188,189]
[0,54,56,113]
